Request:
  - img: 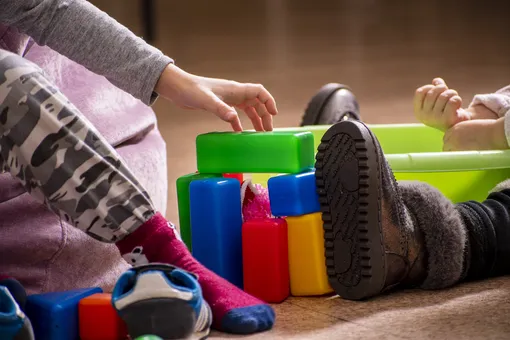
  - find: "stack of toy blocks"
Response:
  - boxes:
[268,171,333,297]
[176,130,333,304]
[25,288,127,340]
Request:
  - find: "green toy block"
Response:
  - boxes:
[176,172,221,250]
[196,132,315,173]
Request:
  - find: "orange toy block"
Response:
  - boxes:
[79,293,127,340]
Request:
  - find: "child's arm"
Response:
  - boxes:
[1,0,170,106]
[442,117,508,151]
[0,0,278,131]
[414,78,504,131]
[414,78,510,151]
[443,85,510,151]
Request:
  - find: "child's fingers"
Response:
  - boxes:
[443,95,463,126]
[238,97,274,131]
[204,92,244,131]
[432,77,447,86]
[244,83,279,116]
[254,100,273,131]
[263,113,274,131]
[243,106,264,131]
[423,85,448,113]
[413,85,435,112]
[229,115,243,132]
[433,89,459,115]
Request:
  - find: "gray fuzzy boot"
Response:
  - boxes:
[315,120,467,300]
[399,181,466,289]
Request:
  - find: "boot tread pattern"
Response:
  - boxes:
[315,121,386,300]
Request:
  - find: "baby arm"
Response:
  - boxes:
[413,78,503,130]
[444,85,510,151]
[414,78,509,151]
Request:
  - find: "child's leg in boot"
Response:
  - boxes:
[315,120,468,300]
[389,181,510,287]
[0,49,273,334]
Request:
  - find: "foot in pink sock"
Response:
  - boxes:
[116,213,275,334]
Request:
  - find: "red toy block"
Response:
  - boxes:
[242,218,290,303]
[79,293,127,340]
[223,173,244,183]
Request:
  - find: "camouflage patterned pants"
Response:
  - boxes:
[0,49,156,243]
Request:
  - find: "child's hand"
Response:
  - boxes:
[155,64,278,132]
[443,118,508,151]
[414,78,471,132]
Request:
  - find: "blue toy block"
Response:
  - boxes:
[189,178,244,288]
[26,287,102,340]
[268,170,321,216]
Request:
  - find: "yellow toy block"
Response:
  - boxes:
[286,212,333,296]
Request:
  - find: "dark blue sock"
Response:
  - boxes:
[221,305,275,334]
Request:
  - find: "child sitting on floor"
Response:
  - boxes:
[0,0,278,337]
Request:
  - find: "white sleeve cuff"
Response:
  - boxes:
[470,93,510,148]
[470,93,510,118]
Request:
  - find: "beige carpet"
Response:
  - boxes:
[211,277,510,339]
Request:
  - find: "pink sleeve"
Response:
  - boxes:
[469,85,510,147]
[469,85,510,118]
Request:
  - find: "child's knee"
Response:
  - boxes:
[0,50,50,131]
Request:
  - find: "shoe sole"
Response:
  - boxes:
[118,298,203,339]
[14,318,35,340]
[301,83,358,126]
[315,120,385,301]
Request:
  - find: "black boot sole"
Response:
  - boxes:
[118,298,198,339]
[315,120,385,301]
[300,83,360,126]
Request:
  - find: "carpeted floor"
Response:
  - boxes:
[210,277,510,339]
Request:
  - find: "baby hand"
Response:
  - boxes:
[414,78,470,132]
[443,118,508,151]
[155,64,278,132]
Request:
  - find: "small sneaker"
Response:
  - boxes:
[0,278,27,312]
[112,263,212,340]
[0,286,34,340]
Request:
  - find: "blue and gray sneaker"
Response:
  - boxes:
[0,286,34,340]
[112,263,212,340]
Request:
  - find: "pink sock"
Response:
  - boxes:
[116,213,275,334]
